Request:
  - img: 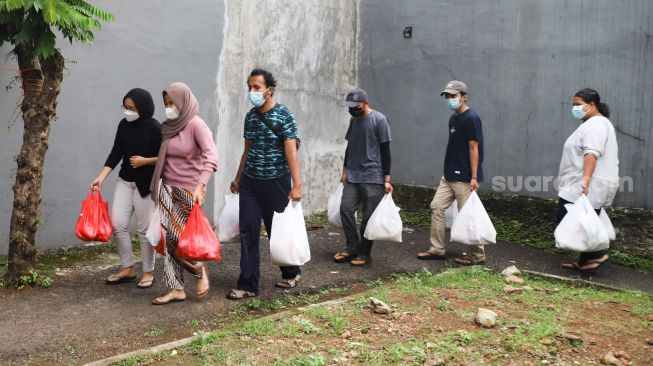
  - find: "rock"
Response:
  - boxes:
[348,350,359,358]
[341,331,351,339]
[474,308,497,328]
[522,285,534,291]
[647,339,653,346]
[426,356,446,366]
[540,338,555,346]
[503,285,523,294]
[515,298,524,303]
[547,304,555,310]
[602,351,632,365]
[500,265,522,277]
[369,297,392,314]
[613,351,632,365]
[170,349,178,356]
[505,275,525,284]
[563,332,583,346]
[647,314,653,321]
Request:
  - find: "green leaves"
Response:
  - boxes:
[0,0,114,60]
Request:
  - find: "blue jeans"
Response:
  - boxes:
[236,173,301,293]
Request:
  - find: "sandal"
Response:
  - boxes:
[454,255,485,266]
[563,255,609,272]
[137,278,155,289]
[333,252,357,263]
[226,289,257,300]
[350,257,370,266]
[105,274,136,285]
[275,275,301,289]
[417,251,446,260]
[152,292,186,305]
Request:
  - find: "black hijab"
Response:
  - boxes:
[123,88,155,119]
[113,88,162,197]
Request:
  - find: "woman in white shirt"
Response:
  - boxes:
[556,88,619,272]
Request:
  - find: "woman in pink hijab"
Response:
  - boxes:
[150,82,218,305]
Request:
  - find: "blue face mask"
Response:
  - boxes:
[248,89,268,107]
[571,105,586,120]
[446,98,461,111]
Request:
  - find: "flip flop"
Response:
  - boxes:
[417,252,446,260]
[105,275,136,285]
[152,295,186,305]
[136,279,155,289]
[453,255,485,266]
[563,256,609,272]
[333,252,357,263]
[350,257,370,266]
[562,262,582,270]
[275,275,301,289]
[226,289,257,300]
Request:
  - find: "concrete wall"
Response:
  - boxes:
[358,0,653,209]
[0,0,224,253]
[0,0,360,253]
[213,0,359,218]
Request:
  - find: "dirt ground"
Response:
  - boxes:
[1,225,651,365]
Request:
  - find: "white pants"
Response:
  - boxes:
[111,178,156,272]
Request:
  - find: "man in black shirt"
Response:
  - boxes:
[417,80,486,265]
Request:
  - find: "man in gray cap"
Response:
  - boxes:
[417,80,486,265]
[333,88,393,266]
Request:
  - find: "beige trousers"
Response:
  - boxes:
[428,176,485,260]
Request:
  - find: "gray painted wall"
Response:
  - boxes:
[213,0,359,219]
[359,0,653,209]
[0,0,224,253]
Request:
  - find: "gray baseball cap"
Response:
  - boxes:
[440,80,468,96]
[345,88,368,107]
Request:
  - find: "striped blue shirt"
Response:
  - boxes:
[243,103,298,179]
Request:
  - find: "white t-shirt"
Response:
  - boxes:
[557,115,619,209]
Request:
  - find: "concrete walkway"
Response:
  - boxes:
[1,224,650,363]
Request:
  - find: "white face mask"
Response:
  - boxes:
[123,109,139,122]
[165,106,179,120]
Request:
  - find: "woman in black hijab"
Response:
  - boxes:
[91,88,162,288]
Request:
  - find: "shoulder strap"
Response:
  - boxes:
[256,110,301,150]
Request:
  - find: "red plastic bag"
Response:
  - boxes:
[176,205,221,261]
[155,231,165,256]
[75,190,113,242]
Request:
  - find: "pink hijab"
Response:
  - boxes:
[150,82,199,201]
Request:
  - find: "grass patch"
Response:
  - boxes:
[306,210,328,226]
[397,205,653,272]
[130,267,652,365]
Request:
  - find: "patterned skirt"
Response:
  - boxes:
[158,183,202,279]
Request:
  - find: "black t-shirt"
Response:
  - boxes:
[105,118,162,197]
[443,108,484,183]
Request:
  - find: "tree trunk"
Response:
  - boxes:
[6,48,64,285]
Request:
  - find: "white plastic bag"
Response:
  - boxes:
[146,206,161,247]
[328,184,345,228]
[599,209,616,241]
[328,184,358,228]
[570,205,616,241]
[555,195,610,252]
[269,200,311,266]
[450,191,496,245]
[218,194,240,242]
[445,202,459,229]
[363,193,403,242]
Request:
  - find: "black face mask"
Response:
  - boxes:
[349,107,364,117]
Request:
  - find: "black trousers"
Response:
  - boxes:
[555,198,607,265]
[236,173,300,293]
